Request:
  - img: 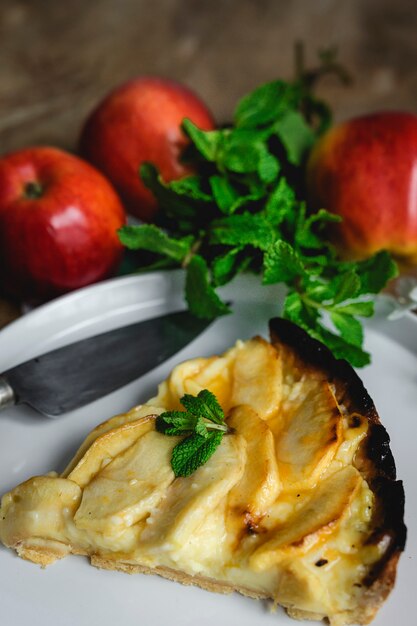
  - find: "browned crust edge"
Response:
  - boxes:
[268,317,407,620]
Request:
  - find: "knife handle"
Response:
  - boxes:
[0,376,16,411]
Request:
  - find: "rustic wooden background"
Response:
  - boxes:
[1,0,417,325]
[1,0,417,153]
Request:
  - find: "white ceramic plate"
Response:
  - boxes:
[0,271,416,626]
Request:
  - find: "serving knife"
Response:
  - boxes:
[0,310,212,417]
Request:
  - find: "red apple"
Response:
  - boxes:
[307,112,417,264]
[0,147,126,301]
[79,77,215,222]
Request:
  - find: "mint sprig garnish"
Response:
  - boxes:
[155,389,228,477]
[118,52,398,367]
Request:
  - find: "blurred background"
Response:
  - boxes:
[1,0,417,154]
[1,0,417,326]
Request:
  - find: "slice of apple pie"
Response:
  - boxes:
[0,318,406,625]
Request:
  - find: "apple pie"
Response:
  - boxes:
[0,318,406,624]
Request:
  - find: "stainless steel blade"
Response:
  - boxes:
[1,310,212,417]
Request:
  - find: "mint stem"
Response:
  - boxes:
[206,421,228,433]
[182,239,202,268]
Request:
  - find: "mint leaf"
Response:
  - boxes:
[330,311,363,348]
[211,182,268,216]
[181,389,225,425]
[356,250,398,294]
[273,110,316,165]
[314,326,371,367]
[210,213,275,250]
[220,142,262,174]
[295,208,341,250]
[258,151,280,183]
[234,80,300,128]
[171,431,223,477]
[333,301,374,317]
[263,241,307,285]
[182,119,225,161]
[216,130,279,182]
[332,270,361,304]
[283,291,319,329]
[155,411,198,436]
[195,417,210,438]
[209,176,239,213]
[264,177,297,227]
[169,176,212,201]
[118,225,192,262]
[212,247,249,287]
[140,163,207,222]
[283,292,370,367]
[185,255,230,319]
[283,291,304,322]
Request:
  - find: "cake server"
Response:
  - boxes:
[0,310,211,417]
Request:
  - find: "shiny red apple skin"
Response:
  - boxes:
[0,147,126,301]
[307,112,417,264]
[79,76,215,221]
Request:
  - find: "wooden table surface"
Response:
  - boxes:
[1,0,417,326]
[1,0,417,153]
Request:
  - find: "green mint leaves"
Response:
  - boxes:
[170,432,224,478]
[118,56,398,368]
[155,389,228,477]
[185,256,231,318]
[277,248,397,367]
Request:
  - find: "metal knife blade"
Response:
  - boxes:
[0,310,212,417]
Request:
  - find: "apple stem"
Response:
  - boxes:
[24,181,43,199]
